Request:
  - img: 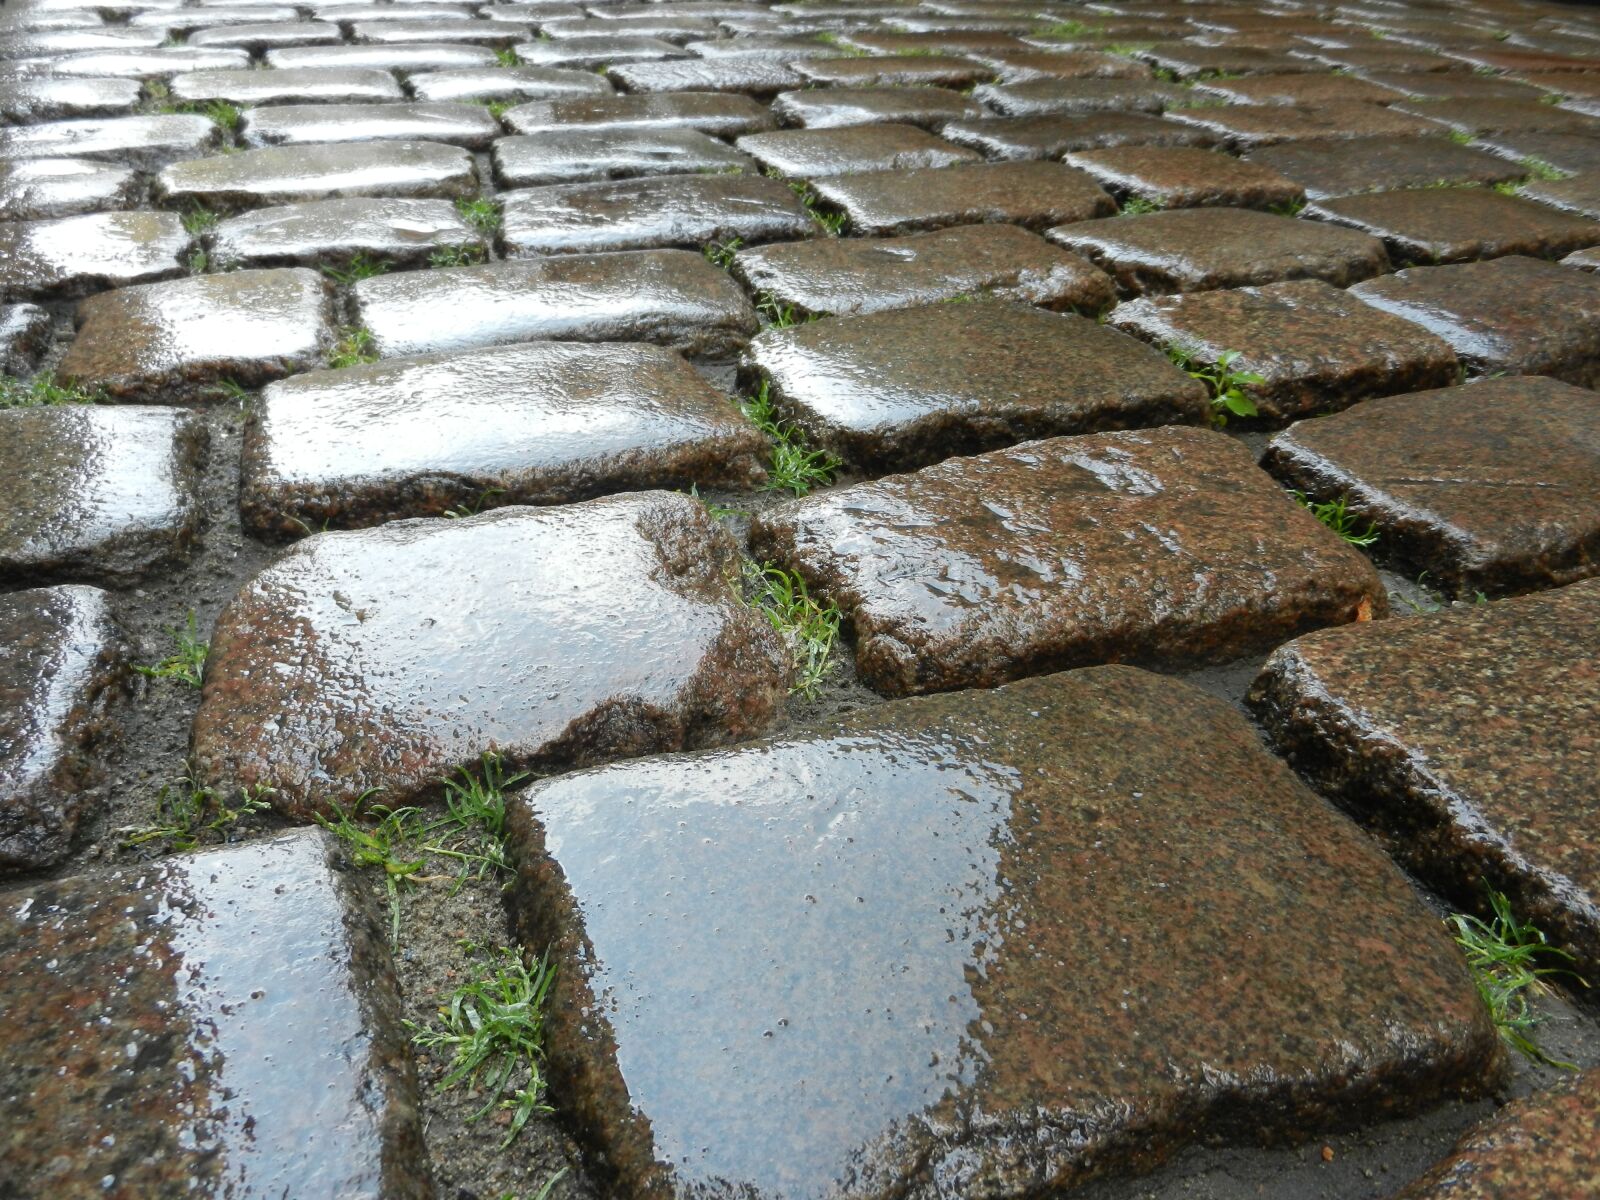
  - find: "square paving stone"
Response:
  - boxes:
[0,302,52,373]
[1064,145,1304,210]
[500,172,815,255]
[0,210,189,301]
[267,43,501,72]
[941,111,1216,159]
[1260,376,1600,597]
[741,298,1207,471]
[59,268,337,401]
[0,406,206,583]
[1306,186,1600,264]
[1249,577,1600,986]
[978,49,1155,83]
[1110,279,1460,425]
[605,57,804,96]
[188,21,346,51]
[1166,102,1447,150]
[735,123,981,177]
[352,16,533,45]
[1190,71,1399,106]
[240,100,500,150]
[0,156,140,220]
[512,34,688,70]
[407,65,613,103]
[45,47,253,79]
[492,128,753,187]
[972,77,1188,117]
[1394,97,1600,138]
[1048,207,1390,297]
[502,90,775,138]
[1349,255,1600,385]
[0,829,433,1195]
[156,140,478,210]
[807,160,1115,235]
[241,341,766,536]
[1244,136,1527,200]
[170,66,406,105]
[792,53,992,89]
[732,223,1117,319]
[209,196,483,268]
[0,585,126,872]
[193,493,788,816]
[1519,172,1600,220]
[770,85,983,131]
[750,426,1385,695]
[354,250,758,357]
[505,665,1496,1198]
[0,113,218,167]
[1474,131,1600,177]
[0,75,141,121]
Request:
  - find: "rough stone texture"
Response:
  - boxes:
[0,829,433,1196]
[1192,72,1398,106]
[193,494,789,816]
[1248,578,1600,987]
[606,57,803,96]
[507,666,1499,1199]
[240,341,767,536]
[1566,245,1600,272]
[0,156,140,221]
[0,210,189,301]
[771,85,983,131]
[980,49,1153,83]
[156,141,478,210]
[1141,43,1323,79]
[0,113,216,168]
[742,298,1208,471]
[354,250,757,358]
[973,77,1187,117]
[942,111,1217,160]
[267,43,500,72]
[43,47,252,79]
[58,268,337,402]
[1049,208,1391,297]
[407,64,612,104]
[352,16,531,45]
[0,406,206,583]
[209,196,483,268]
[735,123,981,177]
[1475,132,1600,178]
[1397,1068,1600,1199]
[1064,145,1305,210]
[0,585,126,872]
[1260,376,1600,597]
[1363,71,1547,104]
[793,53,991,89]
[492,129,753,187]
[500,172,814,256]
[1306,187,1600,265]
[807,160,1115,236]
[1166,103,1447,150]
[503,90,774,138]
[1519,172,1600,221]
[188,21,344,51]
[0,302,53,373]
[170,66,406,105]
[1350,256,1600,386]
[0,74,140,121]
[732,224,1117,319]
[1245,137,1527,201]
[240,100,501,150]
[1394,97,1600,138]
[751,426,1386,696]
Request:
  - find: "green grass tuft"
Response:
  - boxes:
[316,795,427,948]
[456,196,502,236]
[0,371,102,408]
[429,243,488,268]
[329,327,380,369]
[124,773,274,852]
[1118,195,1163,217]
[134,611,209,687]
[321,253,390,285]
[787,179,847,235]
[703,235,744,269]
[740,379,839,496]
[743,561,842,698]
[1291,491,1379,546]
[421,752,525,890]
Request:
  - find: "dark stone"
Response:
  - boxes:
[0,114,217,168]
[942,111,1217,160]
[732,224,1117,318]
[503,90,775,138]
[239,101,501,150]
[1520,172,1600,221]
[1191,72,1398,106]
[1048,208,1390,296]
[408,65,613,103]
[1064,144,1304,210]
[606,57,804,96]
[1349,255,1600,385]
[793,53,991,88]
[0,302,53,373]
[735,123,981,176]
[209,197,484,269]
[749,426,1385,696]
[771,85,984,131]
[1474,132,1600,177]
[170,65,405,105]
[1167,102,1447,150]
[240,341,767,536]
[1248,577,1600,987]
[1394,97,1600,137]
[1139,42,1324,78]
[972,77,1188,117]
[1260,376,1600,596]
[1363,71,1547,103]
[507,666,1497,1198]
[0,829,433,1196]
[742,298,1207,471]
[193,494,789,817]
[1306,187,1600,264]
[0,210,189,301]
[0,156,141,220]
[979,49,1154,83]
[156,141,478,211]
[808,160,1115,235]
[492,128,753,187]
[0,75,141,122]
[1244,137,1526,201]
[0,585,126,871]
[267,43,501,71]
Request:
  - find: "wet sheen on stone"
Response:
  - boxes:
[0,157,140,220]
[156,140,478,210]
[0,210,189,300]
[1064,145,1305,211]
[0,303,51,373]
[504,90,774,138]
[972,77,1187,117]
[735,123,981,177]
[408,65,612,104]
[807,160,1115,236]
[606,57,804,96]
[0,74,141,121]
[771,85,983,131]
[492,128,753,187]
[240,101,501,150]
[0,113,217,167]
[170,67,406,105]
[1165,103,1446,150]
[1243,137,1527,201]
[1306,187,1600,265]
[942,112,1217,160]
[209,197,483,268]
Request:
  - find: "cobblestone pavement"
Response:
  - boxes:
[1,0,1599,1196]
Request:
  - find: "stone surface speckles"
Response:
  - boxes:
[0,829,433,1195]
[1190,72,1397,107]
[209,196,483,269]
[0,210,189,301]
[1249,578,1600,985]
[771,85,983,131]
[502,90,774,138]
[157,140,478,210]
[735,123,981,177]
[492,128,753,187]
[193,494,789,817]
[0,156,140,221]
[942,111,1216,160]
[1166,102,1446,150]
[239,100,501,150]
[793,53,991,89]
[0,303,51,373]
[606,57,803,96]
[0,585,127,872]
[1394,97,1600,138]
[808,160,1115,235]
[407,65,612,104]
[1065,145,1304,211]
[1244,137,1527,201]
[507,666,1498,1198]
[267,42,500,72]
[0,74,140,121]
[170,66,406,105]
[973,77,1187,117]
[750,427,1385,696]
[1260,376,1600,597]
[1306,187,1600,265]
[512,33,687,70]
[0,113,217,167]
[1519,172,1600,221]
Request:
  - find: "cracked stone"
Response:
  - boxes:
[170,65,405,105]
[503,90,775,138]
[735,123,981,176]
[240,101,501,150]
[492,128,752,186]
[0,156,140,220]
[0,114,217,168]
[1064,144,1304,210]
[209,196,483,268]
[772,85,984,130]
[156,140,478,210]
[942,111,1217,159]
[808,160,1115,235]
[1305,187,1600,265]
[0,210,189,301]
[1244,137,1526,200]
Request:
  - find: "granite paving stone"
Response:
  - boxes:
[353,250,758,357]
[1259,376,1600,596]
[537,16,716,43]
[170,66,406,105]
[941,111,1216,159]
[0,74,140,120]
[0,28,165,58]
[750,426,1385,695]
[1189,71,1398,106]
[1564,245,1600,272]
[732,223,1117,318]
[0,156,140,220]
[240,341,767,536]
[185,22,342,51]
[0,302,52,373]
[209,196,483,268]
[1244,136,1527,200]
[0,113,217,167]
[240,101,501,150]
[978,49,1154,83]
[0,209,189,301]
[771,85,983,131]
[512,34,688,70]
[46,47,253,79]
[156,140,478,210]
[1138,43,1323,79]
[352,17,533,45]
[682,35,839,61]
[1165,102,1448,150]
[1349,255,1600,385]
[792,53,991,88]
[1305,187,1600,264]
[407,64,613,103]
[1249,578,1600,985]
[503,90,775,138]
[735,123,981,176]
[1395,97,1600,138]
[807,160,1115,235]
[1519,171,1600,220]
[604,56,803,95]
[837,30,1028,57]
[1064,145,1304,211]
[1473,131,1600,177]
[1363,71,1548,103]
[505,666,1496,1195]
[973,77,1188,117]
[267,43,501,72]
[0,829,433,1195]
[492,128,752,186]
[193,493,789,816]
[0,585,127,872]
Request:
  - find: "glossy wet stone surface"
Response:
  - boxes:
[170,66,405,105]
[0,302,51,373]
[354,250,757,357]
[1475,132,1600,178]
[807,160,1114,236]
[751,427,1384,696]
[1065,145,1304,211]
[0,156,140,220]
[240,100,501,150]
[1166,103,1446,150]
[1260,376,1600,596]
[492,128,752,187]
[504,90,774,138]
[1050,207,1390,297]
[1395,98,1600,139]
[507,665,1497,1198]
[59,268,336,402]
[194,494,787,816]
[1249,578,1600,985]
[0,829,432,1194]
[0,113,217,167]
[240,341,766,536]
[209,196,480,269]
[267,42,499,72]
[771,85,982,131]
[743,299,1206,471]
[0,210,189,300]
[1307,187,1600,266]
[735,123,981,177]
[606,57,803,96]
[733,224,1117,319]
[942,111,1216,159]
[408,64,612,103]
[793,53,991,89]
[0,585,126,872]
[1521,173,1600,221]
[1350,256,1600,386]
[156,140,477,210]
[973,77,1187,117]
[0,74,140,121]
[1245,137,1527,201]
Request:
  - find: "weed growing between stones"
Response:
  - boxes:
[330,327,380,369]
[740,379,840,495]
[703,235,744,269]
[681,483,746,520]
[811,32,868,57]
[444,486,506,517]
[457,196,502,236]
[123,775,274,851]
[482,99,516,120]
[1521,157,1571,181]
[1268,198,1307,217]
[1291,491,1380,547]
[0,371,101,408]
[1448,129,1477,145]
[742,561,842,698]
[754,290,819,329]
[134,611,209,687]
[429,244,488,268]
[165,100,242,131]
[496,47,520,67]
[423,754,525,890]
[180,203,219,235]
[1167,346,1262,425]
[1038,19,1105,38]
[1493,180,1526,196]
[322,253,390,285]
[316,796,428,948]
[787,180,847,235]
[1119,196,1163,217]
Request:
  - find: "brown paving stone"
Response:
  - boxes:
[732,223,1116,318]
[502,90,774,138]
[750,426,1385,695]
[1473,131,1600,176]
[606,57,804,95]
[1048,207,1390,297]
[807,160,1114,235]
[170,66,406,105]
[1249,578,1600,986]
[741,298,1207,471]
[492,128,753,186]
[1245,136,1526,200]
[1138,42,1324,79]
[0,209,189,301]
[0,156,140,220]
[209,196,483,268]
[0,303,51,373]
[978,49,1154,83]
[1301,45,1474,74]
[793,53,992,88]
[1362,70,1547,103]
[942,111,1216,159]
[506,665,1498,1200]
[194,493,788,816]
[239,100,501,150]
[1307,186,1600,264]
[0,829,433,1194]
[772,85,982,131]
[972,77,1188,117]
[735,123,980,177]
[0,113,218,168]
[1394,96,1600,137]
[835,30,1029,56]
[1565,245,1600,271]
[1519,171,1600,219]
[156,140,478,210]
[1349,255,1600,385]
[682,34,839,62]
[1064,144,1303,210]
[407,64,613,103]
[1260,376,1600,596]
[1189,72,1398,106]
[1166,101,1447,150]
[0,585,127,872]
[1447,47,1600,75]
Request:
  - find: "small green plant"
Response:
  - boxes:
[145,79,170,101]
[0,371,101,408]
[1168,346,1262,426]
[740,379,839,496]
[316,796,427,948]
[1118,195,1162,217]
[502,1171,569,1200]
[703,235,744,269]
[456,196,502,236]
[329,327,380,369]
[495,46,520,66]
[1492,180,1524,196]
[1448,129,1477,145]
[125,777,274,851]
[429,243,487,268]
[175,100,242,130]
[1037,19,1102,37]
[1448,888,1588,1068]
[186,247,211,274]
[321,253,390,285]
[1521,157,1570,181]
[681,482,745,520]
[1291,491,1379,547]
[443,486,505,518]
[422,753,526,890]
[408,945,555,1147]
[743,562,842,698]
[180,203,219,235]
[134,611,208,688]
[215,378,249,402]
[787,179,846,235]
[1268,198,1307,216]
[483,98,515,120]
[754,290,818,329]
